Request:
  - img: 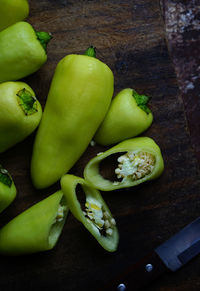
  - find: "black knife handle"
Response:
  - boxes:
[102,251,168,291]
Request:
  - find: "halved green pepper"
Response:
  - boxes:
[31,47,114,189]
[0,165,16,214]
[61,175,119,252]
[0,81,42,153]
[0,21,52,82]
[95,88,153,145]
[84,137,164,191]
[0,0,29,31]
[0,190,68,255]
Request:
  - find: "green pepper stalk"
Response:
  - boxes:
[0,21,52,82]
[31,47,114,189]
[84,137,164,191]
[0,191,68,255]
[61,175,119,252]
[95,88,153,145]
[35,31,52,51]
[84,46,96,58]
[0,0,29,31]
[0,165,16,214]
[0,81,42,153]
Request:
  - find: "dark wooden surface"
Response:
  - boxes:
[0,0,200,290]
[162,0,200,166]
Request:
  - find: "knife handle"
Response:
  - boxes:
[102,251,168,291]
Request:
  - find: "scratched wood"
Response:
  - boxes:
[161,0,200,166]
[0,0,200,290]
[149,1,200,291]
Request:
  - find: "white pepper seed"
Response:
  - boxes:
[106,228,113,236]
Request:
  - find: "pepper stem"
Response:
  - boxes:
[84,46,96,58]
[36,31,52,51]
[17,88,38,116]
[0,165,12,187]
[132,90,151,114]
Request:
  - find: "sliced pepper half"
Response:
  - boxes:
[0,190,68,255]
[0,165,16,214]
[84,137,164,191]
[61,175,119,252]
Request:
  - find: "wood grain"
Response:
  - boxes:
[0,0,200,290]
[162,0,200,166]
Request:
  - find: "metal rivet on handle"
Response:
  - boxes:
[117,283,126,290]
[145,263,153,272]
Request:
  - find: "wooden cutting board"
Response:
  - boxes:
[0,0,200,290]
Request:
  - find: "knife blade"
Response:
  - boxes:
[102,217,200,291]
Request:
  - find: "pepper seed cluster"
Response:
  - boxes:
[83,197,116,236]
[115,151,155,182]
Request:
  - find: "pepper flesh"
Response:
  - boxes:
[0,0,29,31]
[0,81,42,153]
[0,190,68,255]
[0,165,16,214]
[0,21,51,82]
[31,50,114,189]
[84,137,164,191]
[61,175,119,252]
[95,88,153,145]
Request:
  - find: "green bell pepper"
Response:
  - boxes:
[31,46,114,189]
[0,190,68,255]
[0,0,29,31]
[95,88,153,145]
[61,175,119,252]
[0,21,52,82]
[0,81,42,153]
[84,137,164,191]
[0,165,16,214]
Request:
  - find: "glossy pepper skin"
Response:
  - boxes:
[0,190,68,255]
[0,165,16,214]
[95,88,153,145]
[0,21,52,82]
[0,81,42,153]
[31,48,114,189]
[61,175,119,252]
[0,0,29,31]
[84,137,164,191]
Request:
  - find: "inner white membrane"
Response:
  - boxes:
[115,151,155,183]
[83,197,116,236]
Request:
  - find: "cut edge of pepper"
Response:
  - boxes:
[48,192,69,249]
[61,175,119,252]
[84,146,164,191]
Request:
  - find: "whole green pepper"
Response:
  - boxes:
[0,190,68,255]
[0,165,16,214]
[0,81,42,153]
[95,88,153,145]
[0,0,29,31]
[84,137,164,191]
[0,21,52,82]
[61,175,119,252]
[31,47,114,189]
